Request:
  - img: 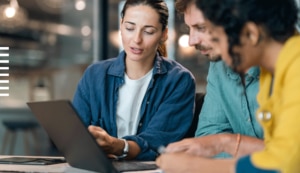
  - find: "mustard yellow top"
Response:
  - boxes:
[251,36,300,173]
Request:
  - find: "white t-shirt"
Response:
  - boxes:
[116,69,153,138]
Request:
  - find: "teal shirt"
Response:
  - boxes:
[195,61,263,157]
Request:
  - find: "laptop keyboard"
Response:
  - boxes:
[112,161,158,172]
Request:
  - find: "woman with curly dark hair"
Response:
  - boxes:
[157,0,300,172]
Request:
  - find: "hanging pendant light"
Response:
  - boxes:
[0,0,28,31]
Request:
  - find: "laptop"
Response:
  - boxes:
[27,100,158,173]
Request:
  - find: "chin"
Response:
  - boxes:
[209,55,222,62]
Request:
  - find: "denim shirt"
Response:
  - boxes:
[73,51,196,160]
[196,61,264,157]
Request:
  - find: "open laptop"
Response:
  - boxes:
[26,100,158,173]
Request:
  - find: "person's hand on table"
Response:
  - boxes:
[164,134,224,158]
[156,152,236,173]
[156,152,199,173]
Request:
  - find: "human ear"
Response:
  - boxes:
[161,27,168,43]
[243,22,261,46]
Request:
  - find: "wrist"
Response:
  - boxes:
[233,134,241,158]
[218,133,234,154]
[116,139,129,159]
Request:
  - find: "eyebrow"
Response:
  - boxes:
[124,21,158,30]
[211,37,219,42]
[191,23,206,28]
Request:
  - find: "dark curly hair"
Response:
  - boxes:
[196,0,298,71]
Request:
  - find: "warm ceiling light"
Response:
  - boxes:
[0,0,28,30]
[75,0,86,11]
[81,25,91,36]
[4,6,16,18]
[178,34,190,48]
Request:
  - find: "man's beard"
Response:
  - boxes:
[195,44,210,52]
[210,55,221,62]
[195,45,221,62]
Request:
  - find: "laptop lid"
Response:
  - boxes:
[27,100,119,173]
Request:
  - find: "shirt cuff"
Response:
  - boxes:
[236,155,279,173]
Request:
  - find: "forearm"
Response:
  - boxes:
[188,157,236,173]
[220,133,264,157]
[157,152,237,173]
[199,158,236,173]
[126,140,141,159]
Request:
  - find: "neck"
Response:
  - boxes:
[125,57,154,80]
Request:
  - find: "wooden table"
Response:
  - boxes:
[0,155,162,173]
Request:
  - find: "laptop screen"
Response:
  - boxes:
[27,100,118,173]
[27,100,158,173]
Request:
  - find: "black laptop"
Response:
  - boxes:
[27,100,158,173]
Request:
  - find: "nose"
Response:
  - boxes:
[133,31,142,43]
[188,31,201,46]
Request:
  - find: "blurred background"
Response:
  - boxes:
[0,0,209,156]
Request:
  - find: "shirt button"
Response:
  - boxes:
[257,111,272,121]
[147,101,150,104]
[139,123,142,127]
[247,118,251,122]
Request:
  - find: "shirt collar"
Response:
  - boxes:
[107,50,167,77]
[226,65,260,80]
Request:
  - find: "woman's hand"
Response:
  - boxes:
[156,152,199,173]
[88,125,121,156]
[88,125,141,159]
[156,152,236,173]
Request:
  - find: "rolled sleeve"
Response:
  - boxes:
[126,70,196,160]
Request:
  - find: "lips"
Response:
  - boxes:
[130,47,143,54]
[200,49,210,55]
[196,46,211,55]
